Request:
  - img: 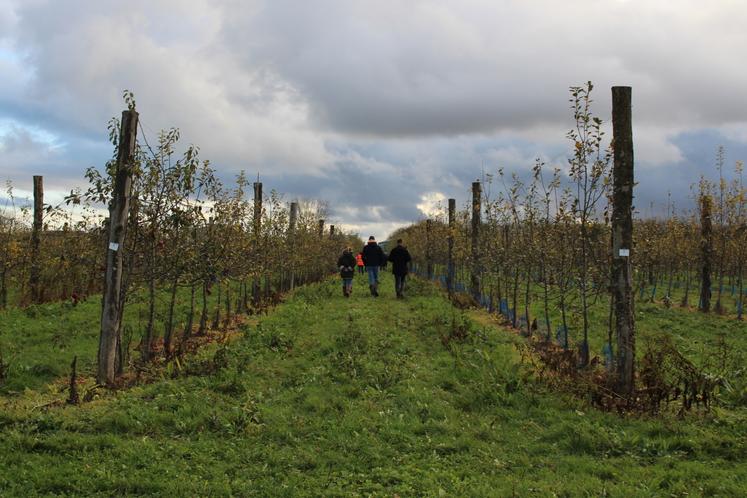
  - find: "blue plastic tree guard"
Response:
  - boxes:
[499,299,509,316]
[556,325,569,349]
[602,342,613,371]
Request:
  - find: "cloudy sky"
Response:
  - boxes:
[2,0,747,237]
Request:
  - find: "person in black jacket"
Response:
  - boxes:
[361,236,386,297]
[387,239,412,298]
[337,247,356,297]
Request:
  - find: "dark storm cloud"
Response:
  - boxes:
[226,0,747,137]
[2,0,747,237]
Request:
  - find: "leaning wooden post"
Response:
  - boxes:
[30,175,44,304]
[470,181,482,302]
[699,194,713,312]
[289,201,299,290]
[425,219,433,280]
[98,109,138,385]
[611,86,635,395]
[447,198,455,297]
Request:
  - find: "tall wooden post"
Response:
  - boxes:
[253,182,262,235]
[289,202,299,231]
[447,198,455,297]
[316,219,325,281]
[611,86,635,395]
[470,181,481,302]
[98,109,138,385]
[289,201,299,290]
[330,225,335,238]
[699,194,713,312]
[252,182,262,307]
[425,219,433,280]
[30,175,44,304]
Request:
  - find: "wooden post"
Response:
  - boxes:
[470,181,481,302]
[699,194,713,312]
[447,198,455,297]
[30,175,43,304]
[318,219,324,239]
[611,86,635,395]
[330,225,335,238]
[289,201,299,290]
[98,109,138,385]
[252,182,262,307]
[289,202,299,230]
[253,182,262,235]
[425,219,433,280]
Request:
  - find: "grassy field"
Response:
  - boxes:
[1,273,746,496]
[419,265,747,372]
[0,285,225,395]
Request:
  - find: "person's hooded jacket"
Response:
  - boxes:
[388,244,412,276]
[362,240,386,267]
[338,251,356,278]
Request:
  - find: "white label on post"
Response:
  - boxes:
[109,242,120,251]
[619,248,630,257]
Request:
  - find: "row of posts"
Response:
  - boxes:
[434,183,480,303]
[431,86,634,395]
[95,108,339,384]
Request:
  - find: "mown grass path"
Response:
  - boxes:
[1,273,746,496]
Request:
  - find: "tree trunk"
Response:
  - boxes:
[212,280,222,329]
[179,283,196,355]
[225,279,232,328]
[699,195,714,312]
[164,275,179,356]
[524,267,531,336]
[198,280,208,334]
[143,270,156,362]
[0,268,7,309]
[682,268,691,307]
[737,262,744,320]
[542,260,551,340]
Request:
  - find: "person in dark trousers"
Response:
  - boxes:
[362,235,386,297]
[388,239,412,298]
[337,247,356,297]
[356,252,365,274]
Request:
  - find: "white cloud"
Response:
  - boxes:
[416,192,447,218]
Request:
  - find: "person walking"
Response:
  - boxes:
[355,252,365,275]
[337,247,356,297]
[362,236,386,297]
[388,239,412,298]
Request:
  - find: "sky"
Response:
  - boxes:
[2,0,747,238]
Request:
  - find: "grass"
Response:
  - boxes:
[0,285,222,394]
[419,265,747,370]
[0,272,746,496]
